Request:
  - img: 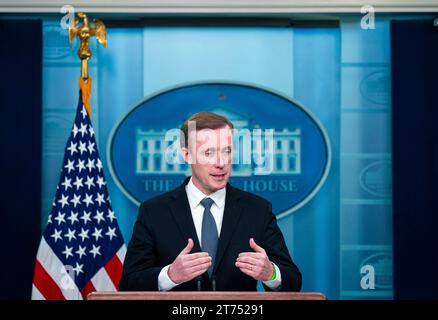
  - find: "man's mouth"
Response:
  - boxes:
[210,173,226,180]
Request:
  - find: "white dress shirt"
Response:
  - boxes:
[158,177,282,291]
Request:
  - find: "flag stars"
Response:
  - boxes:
[84,176,95,190]
[92,227,103,241]
[47,214,53,224]
[76,159,86,173]
[65,228,77,242]
[61,177,72,191]
[67,141,77,156]
[81,107,88,119]
[83,193,94,207]
[96,176,106,188]
[95,193,105,206]
[89,244,101,258]
[50,229,62,243]
[70,194,81,208]
[58,194,69,208]
[72,124,79,138]
[88,126,95,137]
[87,141,95,155]
[106,210,116,223]
[64,159,75,173]
[62,245,74,259]
[73,262,84,275]
[96,159,103,172]
[86,159,95,172]
[80,211,92,225]
[67,211,79,225]
[93,211,105,224]
[78,141,87,155]
[76,245,87,259]
[54,212,66,225]
[79,123,88,137]
[73,176,83,190]
[106,227,117,240]
[78,227,90,241]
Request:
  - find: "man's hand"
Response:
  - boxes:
[235,238,274,281]
[168,238,212,284]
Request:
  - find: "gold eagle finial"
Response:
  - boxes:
[68,12,106,79]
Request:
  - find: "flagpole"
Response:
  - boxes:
[68,12,107,117]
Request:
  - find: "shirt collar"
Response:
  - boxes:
[186,177,226,209]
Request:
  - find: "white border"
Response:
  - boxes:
[106,80,332,219]
[1,0,438,13]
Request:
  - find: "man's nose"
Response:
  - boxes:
[215,153,225,168]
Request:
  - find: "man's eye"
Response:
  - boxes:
[223,149,231,155]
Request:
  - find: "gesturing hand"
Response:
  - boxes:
[168,238,212,284]
[235,238,274,281]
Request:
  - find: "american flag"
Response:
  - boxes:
[32,92,126,300]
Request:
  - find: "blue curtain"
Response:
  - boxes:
[0,20,42,299]
[392,19,438,299]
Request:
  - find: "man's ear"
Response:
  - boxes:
[181,147,191,164]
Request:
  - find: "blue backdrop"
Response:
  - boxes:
[40,18,393,299]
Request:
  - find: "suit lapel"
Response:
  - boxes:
[213,184,243,275]
[169,180,243,279]
[168,180,202,253]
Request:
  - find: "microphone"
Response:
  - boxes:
[211,275,217,292]
[196,276,203,291]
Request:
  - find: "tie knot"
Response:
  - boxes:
[200,197,214,210]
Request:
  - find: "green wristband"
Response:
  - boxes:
[270,263,276,281]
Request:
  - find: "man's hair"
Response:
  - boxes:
[180,112,234,148]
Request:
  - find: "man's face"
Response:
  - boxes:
[183,125,233,195]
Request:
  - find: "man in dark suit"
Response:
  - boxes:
[119,112,302,291]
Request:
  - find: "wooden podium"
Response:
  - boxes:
[87,291,326,300]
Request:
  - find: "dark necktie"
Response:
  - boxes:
[200,197,218,277]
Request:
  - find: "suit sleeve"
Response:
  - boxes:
[118,202,161,291]
[261,202,302,292]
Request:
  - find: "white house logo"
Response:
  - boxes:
[360,70,390,105]
[107,82,331,218]
[359,161,392,197]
